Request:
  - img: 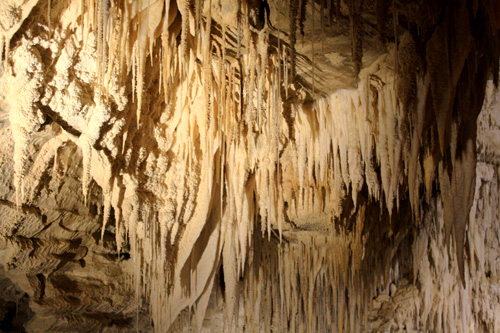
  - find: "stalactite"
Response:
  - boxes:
[311,0,315,96]
[196,0,202,37]
[204,0,213,129]
[181,0,190,75]
[2,0,500,332]
[289,0,298,80]
[4,38,44,207]
[101,164,114,241]
[96,0,104,94]
[275,51,282,239]
[80,137,92,203]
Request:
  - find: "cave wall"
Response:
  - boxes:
[0,0,499,331]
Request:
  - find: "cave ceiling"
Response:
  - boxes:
[0,0,499,331]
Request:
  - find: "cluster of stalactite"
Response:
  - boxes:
[0,0,499,331]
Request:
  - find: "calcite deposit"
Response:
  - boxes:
[0,0,499,331]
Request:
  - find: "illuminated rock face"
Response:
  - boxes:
[0,0,499,331]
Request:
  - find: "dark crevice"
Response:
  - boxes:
[37,104,82,137]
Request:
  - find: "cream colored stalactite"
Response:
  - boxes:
[238,228,366,332]
[100,161,114,241]
[135,0,164,124]
[111,180,126,252]
[2,0,476,330]
[160,219,222,330]
[413,199,468,331]
[85,0,176,124]
[151,58,215,318]
[2,38,44,207]
[79,102,111,202]
[179,0,189,76]
[222,209,238,330]
[0,1,278,330]
[289,51,407,220]
[80,135,93,202]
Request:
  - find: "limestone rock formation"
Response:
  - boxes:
[0,0,499,331]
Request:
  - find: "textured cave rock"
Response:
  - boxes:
[0,0,499,331]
